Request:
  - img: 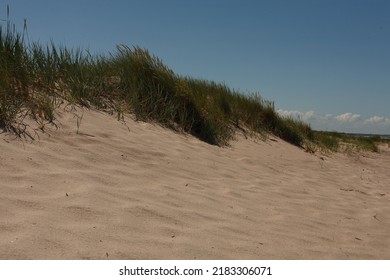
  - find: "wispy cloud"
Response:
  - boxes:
[276,110,315,122]
[334,113,360,122]
[277,109,390,134]
[363,116,390,125]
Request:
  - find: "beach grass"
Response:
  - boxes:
[312,131,388,153]
[0,13,388,151]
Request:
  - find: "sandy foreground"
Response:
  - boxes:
[0,107,389,260]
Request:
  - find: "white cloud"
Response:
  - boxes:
[334,113,361,123]
[276,109,315,122]
[277,109,301,118]
[304,110,315,120]
[364,116,385,124]
[277,109,390,134]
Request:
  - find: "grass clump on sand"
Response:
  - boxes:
[312,131,389,153]
[0,14,310,146]
[0,12,386,152]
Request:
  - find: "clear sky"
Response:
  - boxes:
[2,0,390,134]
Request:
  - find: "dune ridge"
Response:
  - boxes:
[1,108,389,259]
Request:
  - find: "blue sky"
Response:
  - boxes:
[2,0,390,134]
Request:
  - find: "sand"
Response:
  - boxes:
[1,107,389,260]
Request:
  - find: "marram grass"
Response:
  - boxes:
[0,16,387,151]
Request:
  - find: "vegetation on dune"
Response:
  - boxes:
[0,11,388,152]
[312,131,389,153]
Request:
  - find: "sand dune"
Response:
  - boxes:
[1,107,389,259]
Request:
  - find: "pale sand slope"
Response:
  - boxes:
[1,108,389,260]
